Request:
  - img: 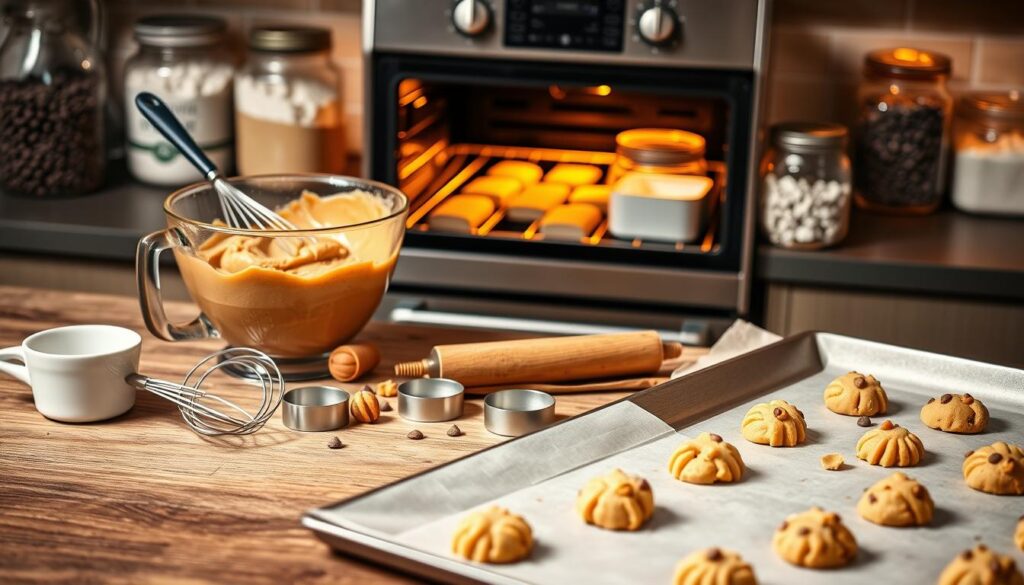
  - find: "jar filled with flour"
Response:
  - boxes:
[124,16,234,186]
[760,123,852,249]
[235,26,345,175]
[951,92,1024,216]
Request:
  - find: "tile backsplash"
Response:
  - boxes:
[96,0,1024,155]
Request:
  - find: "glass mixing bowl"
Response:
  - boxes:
[137,174,408,380]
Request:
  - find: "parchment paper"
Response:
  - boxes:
[312,334,1024,584]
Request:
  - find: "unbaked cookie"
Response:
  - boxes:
[920,392,989,434]
[772,507,857,569]
[451,506,533,564]
[576,468,654,531]
[673,548,758,585]
[856,420,925,467]
[823,371,888,416]
[938,544,1023,585]
[740,399,807,447]
[668,432,745,485]
[857,472,934,527]
[963,441,1024,495]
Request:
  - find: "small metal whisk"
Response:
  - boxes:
[126,348,285,436]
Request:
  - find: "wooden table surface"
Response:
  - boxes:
[0,286,704,585]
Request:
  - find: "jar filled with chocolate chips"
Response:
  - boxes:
[854,48,953,215]
[0,0,107,197]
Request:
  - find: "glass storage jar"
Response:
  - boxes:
[124,15,234,186]
[854,47,953,215]
[235,26,345,175]
[950,91,1024,216]
[0,0,106,197]
[607,128,706,185]
[760,122,852,249]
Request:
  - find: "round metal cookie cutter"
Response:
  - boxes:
[484,389,556,437]
[282,386,350,431]
[398,378,464,422]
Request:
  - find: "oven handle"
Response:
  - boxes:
[388,304,707,345]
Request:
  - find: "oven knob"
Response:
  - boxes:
[637,5,678,46]
[451,0,491,37]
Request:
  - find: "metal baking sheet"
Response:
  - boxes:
[303,332,1024,584]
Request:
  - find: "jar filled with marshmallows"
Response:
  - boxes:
[124,15,235,186]
[235,26,345,175]
[760,122,852,249]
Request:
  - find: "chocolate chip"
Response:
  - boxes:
[706,548,723,561]
[868,493,877,504]
[965,450,974,458]
[962,550,973,560]
[362,384,373,393]
[912,485,926,499]
[797,527,810,536]
[795,408,805,419]
[773,407,788,420]
[380,401,393,412]
[639,479,651,491]
[854,376,867,389]
[927,397,935,404]
[963,394,975,405]
[964,392,973,399]
[327,436,343,449]
[940,393,952,404]
[447,424,463,437]
[857,416,872,427]
[407,430,424,440]
[988,453,1003,464]
[967,412,975,425]
[709,433,723,442]
[978,544,988,551]
[834,513,842,522]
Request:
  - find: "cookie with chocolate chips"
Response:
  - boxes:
[921,392,989,434]
[772,507,857,569]
[856,420,926,467]
[673,547,758,585]
[963,441,1024,495]
[857,472,934,527]
[824,371,888,416]
[938,544,1023,585]
[740,399,807,447]
[668,432,745,485]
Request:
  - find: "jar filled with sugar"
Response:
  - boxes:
[235,26,345,175]
[124,15,235,186]
[951,92,1024,217]
[760,122,852,249]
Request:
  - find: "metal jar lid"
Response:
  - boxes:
[959,91,1024,124]
[134,15,227,48]
[249,26,332,53]
[771,122,848,152]
[615,128,706,167]
[865,47,951,80]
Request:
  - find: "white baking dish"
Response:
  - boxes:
[608,173,713,243]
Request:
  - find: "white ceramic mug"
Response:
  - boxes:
[0,325,141,422]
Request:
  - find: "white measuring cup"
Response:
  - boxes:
[0,325,140,422]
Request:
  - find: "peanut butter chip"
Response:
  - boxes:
[706,548,723,561]
[854,376,867,389]
[709,433,723,442]
[940,393,952,404]
[880,420,895,431]
[773,407,788,420]
[988,453,1003,464]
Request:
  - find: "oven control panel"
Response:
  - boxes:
[504,0,625,52]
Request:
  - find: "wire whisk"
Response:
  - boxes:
[126,348,285,436]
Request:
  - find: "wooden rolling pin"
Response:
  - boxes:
[394,330,682,387]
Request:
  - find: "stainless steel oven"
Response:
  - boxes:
[365,0,769,343]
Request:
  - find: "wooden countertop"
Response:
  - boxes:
[0,286,705,584]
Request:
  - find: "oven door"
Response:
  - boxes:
[368,53,757,315]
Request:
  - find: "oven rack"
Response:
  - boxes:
[401,143,723,254]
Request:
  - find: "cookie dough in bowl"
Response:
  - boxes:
[855,420,925,467]
[451,506,533,564]
[823,371,888,416]
[963,441,1024,495]
[668,432,745,485]
[673,547,758,585]
[937,544,1023,585]
[921,392,989,434]
[740,399,807,447]
[576,468,654,531]
[772,507,857,569]
[857,472,934,527]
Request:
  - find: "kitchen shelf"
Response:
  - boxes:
[2,165,1022,302]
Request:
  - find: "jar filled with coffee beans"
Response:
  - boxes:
[854,48,952,214]
[0,0,107,197]
[760,122,852,249]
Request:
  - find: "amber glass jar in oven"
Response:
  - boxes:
[854,48,953,215]
[760,122,851,249]
[607,128,707,185]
